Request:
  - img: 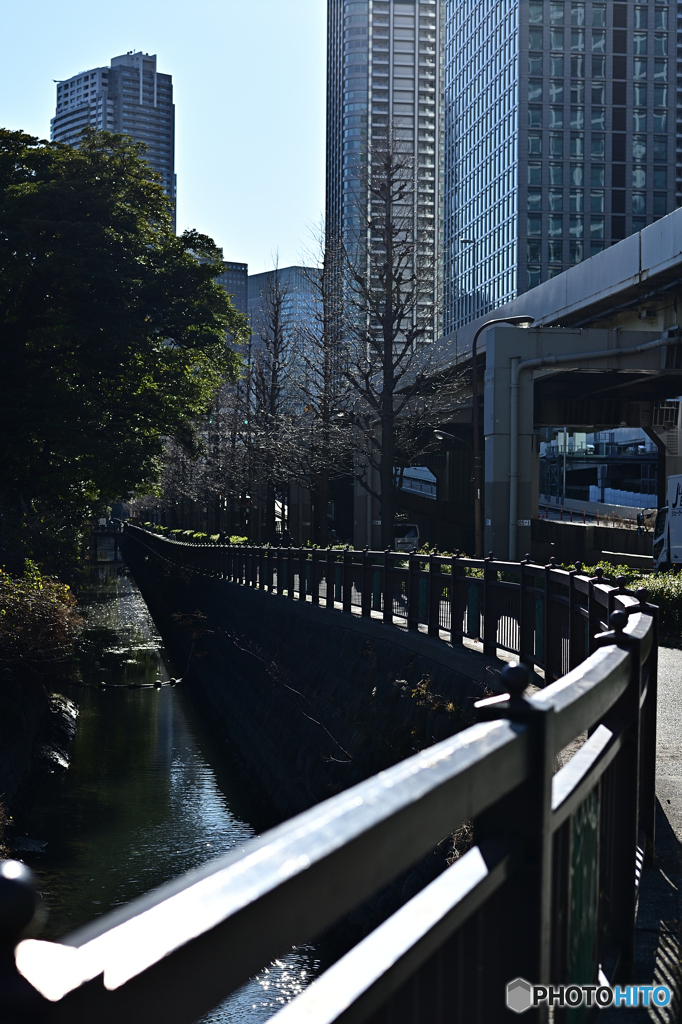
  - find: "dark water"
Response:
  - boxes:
[16,566,318,1021]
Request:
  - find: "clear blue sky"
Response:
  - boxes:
[1,0,327,273]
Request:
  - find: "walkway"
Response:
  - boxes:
[605,646,682,1021]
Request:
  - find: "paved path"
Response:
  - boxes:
[604,646,682,1021]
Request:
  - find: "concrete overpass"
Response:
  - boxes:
[407,207,682,557]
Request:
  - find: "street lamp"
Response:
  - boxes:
[468,316,535,557]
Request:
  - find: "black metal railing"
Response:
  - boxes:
[125,525,640,684]
[1,526,658,1023]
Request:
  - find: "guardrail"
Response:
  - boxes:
[1,527,658,1023]
[126,525,642,684]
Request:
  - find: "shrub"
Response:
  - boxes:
[0,561,81,675]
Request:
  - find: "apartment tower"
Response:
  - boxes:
[51,52,176,229]
[326,0,444,338]
[444,0,678,334]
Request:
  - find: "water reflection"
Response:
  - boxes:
[17,567,318,1022]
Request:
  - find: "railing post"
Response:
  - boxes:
[361,548,372,618]
[287,548,295,599]
[311,548,320,605]
[299,547,307,602]
[594,609,644,980]
[482,552,497,655]
[428,550,440,636]
[326,547,334,609]
[636,587,658,866]
[450,550,465,645]
[407,551,419,630]
[474,664,554,1017]
[277,546,284,596]
[383,549,393,625]
[519,553,534,667]
[342,547,352,614]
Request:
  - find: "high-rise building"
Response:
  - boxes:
[50,52,176,228]
[248,266,320,341]
[443,0,678,335]
[326,0,444,338]
[215,262,248,317]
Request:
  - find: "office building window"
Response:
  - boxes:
[549,190,563,211]
[528,190,542,210]
[591,165,605,187]
[529,1,543,23]
[528,240,541,262]
[550,3,564,25]
[549,240,563,262]
[571,133,584,157]
[572,3,585,26]
[592,30,606,53]
[569,240,584,263]
[571,107,585,129]
[549,163,563,185]
[528,133,542,156]
[653,193,667,216]
[653,136,667,161]
[549,133,563,156]
[572,55,585,76]
[528,214,542,236]
[633,216,647,232]
[527,267,542,289]
[592,55,605,77]
[591,190,605,213]
[570,164,584,186]
[529,163,542,186]
[571,81,585,103]
[550,54,564,75]
[570,214,583,236]
[529,79,543,102]
[549,80,564,102]
[632,192,646,214]
[591,135,605,158]
[653,167,667,189]
[544,214,561,235]
[633,166,646,188]
[570,189,584,211]
[633,135,646,161]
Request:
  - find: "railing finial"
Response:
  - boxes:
[500,662,531,698]
[609,609,628,634]
[0,860,44,945]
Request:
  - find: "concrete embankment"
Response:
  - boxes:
[123,533,505,824]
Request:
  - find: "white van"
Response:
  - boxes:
[394,523,420,552]
[652,474,682,570]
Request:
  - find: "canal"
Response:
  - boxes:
[14,564,319,1022]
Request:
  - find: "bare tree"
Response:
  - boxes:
[248,266,301,541]
[293,236,353,544]
[338,125,459,549]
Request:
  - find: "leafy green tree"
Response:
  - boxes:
[0,128,248,570]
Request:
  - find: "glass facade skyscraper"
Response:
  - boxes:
[444,0,678,335]
[326,0,444,337]
[51,52,176,229]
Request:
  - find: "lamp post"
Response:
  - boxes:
[467,316,535,557]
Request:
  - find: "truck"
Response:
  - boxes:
[652,473,682,570]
